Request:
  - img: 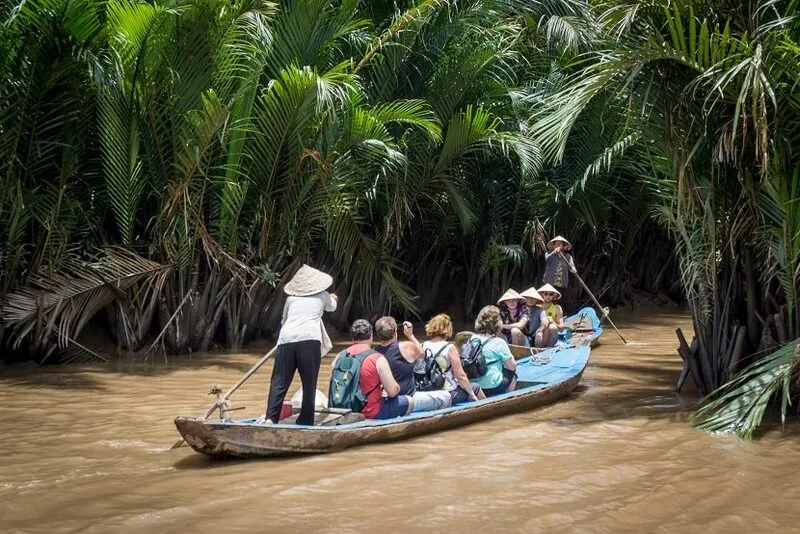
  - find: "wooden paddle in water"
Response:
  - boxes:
[170,346,278,449]
[558,251,628,344]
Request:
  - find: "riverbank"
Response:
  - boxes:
[2,299,683,366]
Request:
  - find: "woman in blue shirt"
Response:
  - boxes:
[469,305,517,396]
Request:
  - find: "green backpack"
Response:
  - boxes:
[328,348,376,412]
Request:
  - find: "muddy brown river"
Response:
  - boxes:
[2,309,800,532]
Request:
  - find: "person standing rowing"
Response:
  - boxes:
[543,235,576,292]
[264,265,337,425]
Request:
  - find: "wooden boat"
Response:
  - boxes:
[174,344,590,458]
[560,306,604,347]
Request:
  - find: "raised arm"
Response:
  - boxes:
[376,355,400,397]
[400,321,424,359]
[323,291,338,312]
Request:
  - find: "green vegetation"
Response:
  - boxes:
[0,0,674,361]
[526,0,800,436]
[1,0,799,436]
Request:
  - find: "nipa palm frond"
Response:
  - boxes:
[695,340,800,439]
[0,248,172,355]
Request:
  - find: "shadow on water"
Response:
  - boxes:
[560,353,702,427]
[171,449,310,470]
[0,369,110,390]
[0,349,275,390]
[591,361,686,382]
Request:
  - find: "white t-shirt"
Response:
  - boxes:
[276,292,337,349]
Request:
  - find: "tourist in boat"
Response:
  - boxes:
[469,305,517,396]
[375,317,453,411]
[537,283,565,347]
[422,314,485,405]
[520,287,557,348]
[263,265,338,425]
[331,319,414,419]
[538,283,564,328]
[497,288,530,346]
[543,235,576,291]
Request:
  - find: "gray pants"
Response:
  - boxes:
[411,390,452,412]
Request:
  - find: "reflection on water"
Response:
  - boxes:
[2,309,800,533]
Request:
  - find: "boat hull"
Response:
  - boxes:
[174,346,590,458]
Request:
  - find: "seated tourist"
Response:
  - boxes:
[537,283,564,347]
[538,283,564,326]
[421,314,485,405]
[497,288,530,346]
[330,319,414,419]
[375,316,452,412]
[469,305,517,396]
[520,287,557,348]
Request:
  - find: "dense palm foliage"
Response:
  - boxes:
[1,0,681,363]
[528,0,800,435]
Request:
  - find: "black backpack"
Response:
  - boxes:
[460,338,488,379]
[414,344,450,391]
[328,348,376,412]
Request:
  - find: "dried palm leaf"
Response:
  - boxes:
[0,248,171,360]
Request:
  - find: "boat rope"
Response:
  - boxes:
[528,348,555,365]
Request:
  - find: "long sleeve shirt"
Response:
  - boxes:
[276,292,337,353]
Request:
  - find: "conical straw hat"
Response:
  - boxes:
[537,283,562,300]
[520,287,543,303]
[547,235,571,251]
[284,264,333,296]
[496,288,523,305]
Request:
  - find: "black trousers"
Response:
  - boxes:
[265,340,321,425]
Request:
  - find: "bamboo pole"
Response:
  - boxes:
[170,345,278,449]
[558,252,628,344]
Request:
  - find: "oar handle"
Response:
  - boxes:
[558,252,628,344]
[171,345,279,449]
[223,345,278,401]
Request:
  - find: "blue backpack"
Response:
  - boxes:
[328,348,376,412]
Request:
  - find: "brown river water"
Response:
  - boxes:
[2,309,800,533]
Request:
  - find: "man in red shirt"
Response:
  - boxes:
[330,319,413,419]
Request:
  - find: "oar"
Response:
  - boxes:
[558,251,628,344]
[170,345,278,449]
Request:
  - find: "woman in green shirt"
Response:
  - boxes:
[469,305,517,396]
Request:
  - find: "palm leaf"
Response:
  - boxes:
[0,248,171,355]
[695,340,800,439]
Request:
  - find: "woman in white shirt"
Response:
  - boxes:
[421,314,485,405]
[265,265,337,425]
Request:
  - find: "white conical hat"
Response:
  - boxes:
[547,235,571,251]
[520,287,543,302]
[284,264,333,296]
[496,288,523,304]
[537,283,562,300]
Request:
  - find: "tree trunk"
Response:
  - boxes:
[744,249,760,349]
